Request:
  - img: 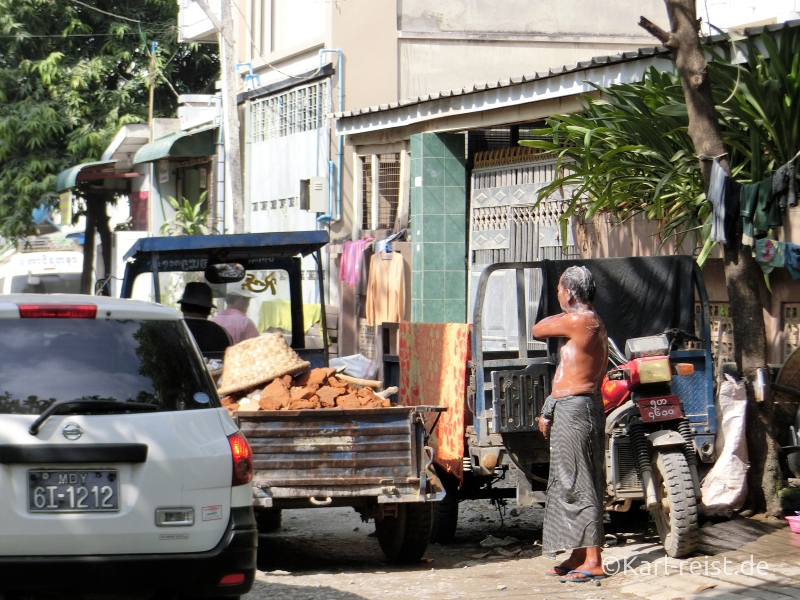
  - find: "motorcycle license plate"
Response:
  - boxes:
[637,395,683,423]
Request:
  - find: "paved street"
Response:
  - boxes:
[244,502,800,600]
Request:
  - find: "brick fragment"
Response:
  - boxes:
[259,378,290,409]
[316,386,344,406]
[327,376,347,389]
[290,384,319,400]
[335,393,361,408]
[288,397,321,410]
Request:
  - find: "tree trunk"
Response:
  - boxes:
[641,0,783,516]
[80,199,96,296]
[95,197,113,296]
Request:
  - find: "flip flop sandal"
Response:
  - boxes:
[559,569,609,583]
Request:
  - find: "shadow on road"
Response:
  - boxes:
[249,580,367,599]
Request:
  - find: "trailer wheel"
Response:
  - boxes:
[375,502,433,564]
[650,450,698,558]
[254,508,282,533]
[430,488,459,544]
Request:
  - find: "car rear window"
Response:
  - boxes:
[0,319,218,414]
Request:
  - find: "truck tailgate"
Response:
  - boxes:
[237,406,439,506]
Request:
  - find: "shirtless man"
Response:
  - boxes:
[531,265,609,583]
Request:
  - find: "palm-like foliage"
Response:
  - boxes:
[160,192,214,236]
[710,26,800,181]
[521,25,800,257]
[521,68,706,248]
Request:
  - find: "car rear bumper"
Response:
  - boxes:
[0,506,258,597]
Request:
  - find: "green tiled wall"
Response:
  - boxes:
[410,133,467,323]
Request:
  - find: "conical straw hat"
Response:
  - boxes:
[217,332,310,396]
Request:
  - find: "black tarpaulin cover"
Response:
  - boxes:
[542,255,698,348]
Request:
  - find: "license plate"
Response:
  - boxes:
[28,470,120,513]
[637,395,683,423]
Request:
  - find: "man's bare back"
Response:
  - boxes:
[533,309,607,397]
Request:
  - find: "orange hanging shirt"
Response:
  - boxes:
[365,252,405,326]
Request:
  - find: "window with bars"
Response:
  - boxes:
[360,153,401,230]
[361,158,373,231]
[250,81,328,142]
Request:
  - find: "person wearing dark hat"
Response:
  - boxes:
[211,283,260,345]
[178,282,232,357]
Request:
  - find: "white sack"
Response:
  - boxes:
[700,374,749,517]
[329,354,378,380]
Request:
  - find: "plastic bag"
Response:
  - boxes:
[329,353,378,380]
[700,374,748,517]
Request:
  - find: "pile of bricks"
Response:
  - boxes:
[220,367,390,413]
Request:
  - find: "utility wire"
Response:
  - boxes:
[72,0,152,24]
[230,0,326,82]
[0,31,170,38]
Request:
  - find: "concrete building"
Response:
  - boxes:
[178,0,670,354]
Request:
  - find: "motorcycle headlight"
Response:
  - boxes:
[637,357,672,383]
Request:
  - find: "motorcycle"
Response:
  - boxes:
[601,329,703,558]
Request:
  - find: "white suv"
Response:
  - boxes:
[0,294,257,599]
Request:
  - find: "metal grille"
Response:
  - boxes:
[250,81,328,142]
[466,124,547,159]
[470,158,578,266]
[472,160,559,189]
[361,153,400,230]
[377,154,400,229]
[361,157,373,231]
[358,317,375,359]
[784,303,800,361]
[691,302,734,365]
[613,437,642,493]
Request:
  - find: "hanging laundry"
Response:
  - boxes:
[707,159,729,244]
[339,237,374,286]
[741,176,782,246]
[752,176,782,234]
[785,243,800,280]
[365,251,406,327]
[754,238,786,274]
[739,181,759,247]
[772,160,798,209]
[723,179,741,250]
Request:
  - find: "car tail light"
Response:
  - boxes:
[18,304,98,319]
[219,573,246,585]
[228,431,253,486]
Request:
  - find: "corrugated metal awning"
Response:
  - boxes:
[56,160,118,192]
[132,124,217,165]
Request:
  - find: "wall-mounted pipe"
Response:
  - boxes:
[317,49,343,223]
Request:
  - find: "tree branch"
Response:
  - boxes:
[639,16,676,47]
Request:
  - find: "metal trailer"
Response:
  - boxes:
[119,231,444,564]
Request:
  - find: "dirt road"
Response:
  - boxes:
[245,500,659,600]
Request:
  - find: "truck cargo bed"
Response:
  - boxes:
[236,406,442,509]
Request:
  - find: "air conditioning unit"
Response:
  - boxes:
[300,177,328,213]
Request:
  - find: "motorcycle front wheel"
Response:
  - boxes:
[650,449,699,558]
